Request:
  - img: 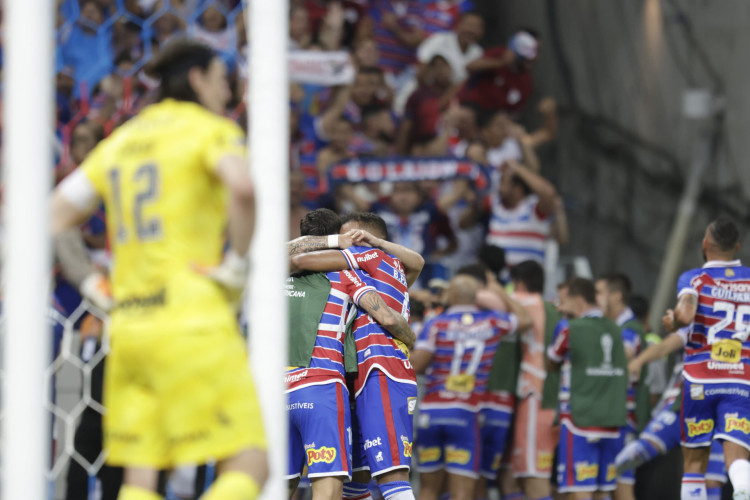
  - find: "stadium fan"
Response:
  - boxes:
[290,4,314,50]
[285,208,416,500]
[289,212,423,500]
[595,273,652,500]
[50,39,268,500]
[663,216,750,500]
[547,278,629,499]
[509,261,562,500]
[289,171,311,240]
[353,103,397,157]
[346,66,386,126]
[460,29,541,116]
[416,11,484,85]
[480,159,557,269]
[373,181,457,287]
[411,273,531,500]
[396,54,455,156]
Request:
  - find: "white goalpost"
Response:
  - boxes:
[2,0,54,498]
[247,1,289,499]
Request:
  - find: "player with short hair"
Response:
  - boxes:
[665,216,750,500]
[290,212,423,500]
[547,278,629,499]
[412,273,531,500]
[51,39,267,500]
[285,208,416,500]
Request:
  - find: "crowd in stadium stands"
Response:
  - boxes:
[47,1,726,500]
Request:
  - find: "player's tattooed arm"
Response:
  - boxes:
[287,233,355,256]
[673,293,698,329]
[359,290,416,349]
[346,229,425,287]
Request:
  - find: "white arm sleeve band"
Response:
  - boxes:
[58,169,99,212]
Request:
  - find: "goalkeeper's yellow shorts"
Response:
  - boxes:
[103,325,266,468]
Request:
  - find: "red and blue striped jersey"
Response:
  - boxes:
[286,270,375,392]
[616,307,643,426]
[369,0,422,75]
[486,194,551,267]
[415,306,518,411]
[340,246,415,395]
[677,260,750,385]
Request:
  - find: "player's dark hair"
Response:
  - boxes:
[145,38,216,104]
[456,263,488,286]
[410,299,426,321]
[478,244,506,275]
[510,260,544,293]
[300,208,342,236]
[567,277,596,305]
[599,272,632,305]
[361,104,390,123]
[340,212,389,240]
[708,215,740,252]
[630,295,649,323]
[458,10,483,22]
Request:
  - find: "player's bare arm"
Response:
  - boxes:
[289,249,350,274]
[490,283,533,332]
[673,293,698,329]
[410,349,433,374]
[359,290,416,349]
[287,232,354,256]
[215,154,255,255]
[627,332,684,380]
[347,229,425,286]
[51,171,113,311]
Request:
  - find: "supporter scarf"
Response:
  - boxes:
[288,50,355,86]
[327,156,490,191]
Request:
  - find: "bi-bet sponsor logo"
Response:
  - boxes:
[364,437,382,450]
[307,446,337,465]
[401,435,412,458]
[574,462,598,481]
[686,419,714,437]
[445,446,471,465]
[725,414,750,434]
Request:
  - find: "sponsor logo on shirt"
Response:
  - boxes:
[537,452,553,470]
[407,397,417,415]
[343,270,363,288]
[606,464,617,482]
[356,252,379,264]
[690,384,704,400]
[375,451,384,462]
[307,446,337,465]
[287,402,314,410]
[725,415,750,434]
[285,370,309,384]
[686,419,714,437]
[575,462,598,481]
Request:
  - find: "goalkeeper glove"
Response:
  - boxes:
[80,272,113,313]
[198,250,249,304]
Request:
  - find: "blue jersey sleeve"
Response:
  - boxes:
[676,269,700,299]
[414,317,437,352]
[621,327,641,353]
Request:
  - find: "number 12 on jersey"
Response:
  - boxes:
[109,163,162,243]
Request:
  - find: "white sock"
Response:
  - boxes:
[729,459,750,500]
[387,492,415,500]
[682,473,707,500]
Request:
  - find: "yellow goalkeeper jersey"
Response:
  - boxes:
[81,99,246,334]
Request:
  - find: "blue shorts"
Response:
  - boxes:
[641,408,681,453]
[478,406,512,479]
[353,371,417,477]
[682,379,750,452]
[287,383,352,480]
[557,423,623,493]
[415,407,480,478]
[617,420,639,485]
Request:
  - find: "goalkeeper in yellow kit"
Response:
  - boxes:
[51,39,267,500]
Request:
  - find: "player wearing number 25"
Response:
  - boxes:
[51,39,268,500]
[410,274,531,500]
[546,277,629,499]
[666,216,750,500]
